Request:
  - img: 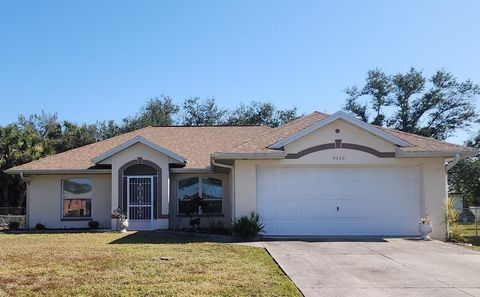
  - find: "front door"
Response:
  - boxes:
[127,176,154,221]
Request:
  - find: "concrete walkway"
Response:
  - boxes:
[261,238,480,297]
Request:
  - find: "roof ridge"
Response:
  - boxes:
[312,111,330,116]
[149,125,266,128]
[229,112,328,151]
[277,111,325,126]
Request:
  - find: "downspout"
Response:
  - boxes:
[445,153,461,172]
[19,172,29,181]
[211,157,235,221]
[19,172,30,229]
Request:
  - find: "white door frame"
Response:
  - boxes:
[126,176,154,221]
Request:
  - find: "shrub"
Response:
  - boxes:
[448,223,467,243]
[35,223,46,230]
[232,212,264,240]
[88,221,100,229]
[8,221,20,230]
[444,197,466,243]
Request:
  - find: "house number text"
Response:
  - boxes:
[332,156,346,161]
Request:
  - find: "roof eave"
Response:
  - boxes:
[170,168,214,174]
[396,149,478,159]
[4,169,112,175]
[211,152,286,160]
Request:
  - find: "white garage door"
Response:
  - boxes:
[257,166,421,236]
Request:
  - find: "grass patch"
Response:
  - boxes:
[0,232,300,296]
[459,222,480,251]
[470,245,480,252]
[460,222,480,237]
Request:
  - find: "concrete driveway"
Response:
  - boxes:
[262,238,480,297]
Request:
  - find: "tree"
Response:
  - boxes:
[17,111,61,155]
[181,97,227,126]
[226,101,300,127]
[344,68,480,140]
[344,86,368,122]
[15,112,104,154]
[0,124,49,206]
[96,120,122,140]
[55,121,99,153]
[448,131,480,206]
[17,111,62,140]
[122,96,180,132]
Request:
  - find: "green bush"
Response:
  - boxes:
[232,212,264,240]
[88,221,100,229]
[35,223,45,230]
[8,221,20,230]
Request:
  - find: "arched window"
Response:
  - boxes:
[124,164,157,176]
[178,177,223,215]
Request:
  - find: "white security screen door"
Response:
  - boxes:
[127,177,154,221]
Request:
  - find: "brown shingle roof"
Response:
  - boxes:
[6,112,476,173]
[7,125,272,171]
[377,127,475,153]
[221,111,476,155]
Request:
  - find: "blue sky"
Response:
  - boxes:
[0,1,479,143]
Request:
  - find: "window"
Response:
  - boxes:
[201,178,223,214]
[62,179,92,218]
[178,177,223,215]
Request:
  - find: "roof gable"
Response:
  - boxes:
[91,135,187,164]
[268,111,412,149]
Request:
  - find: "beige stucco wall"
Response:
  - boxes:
[103,142,176,229]
[27,174,111,229]
[234,119,449,240]
[169,173,231,229]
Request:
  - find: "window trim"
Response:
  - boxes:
[177,176,224,215]
[61,178,93,219]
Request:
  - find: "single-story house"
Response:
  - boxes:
[5,111,478,239]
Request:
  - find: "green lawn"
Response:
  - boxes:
[0,232,300,296]
[460,222,480,251]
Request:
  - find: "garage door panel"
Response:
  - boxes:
[257,166,421,236]
[263,218,421,236]
[259,200,332,217]
[263,219,334,235]
[335,219,416,236]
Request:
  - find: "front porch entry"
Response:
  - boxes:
[127,176,154,221]
[119,160,162,230]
